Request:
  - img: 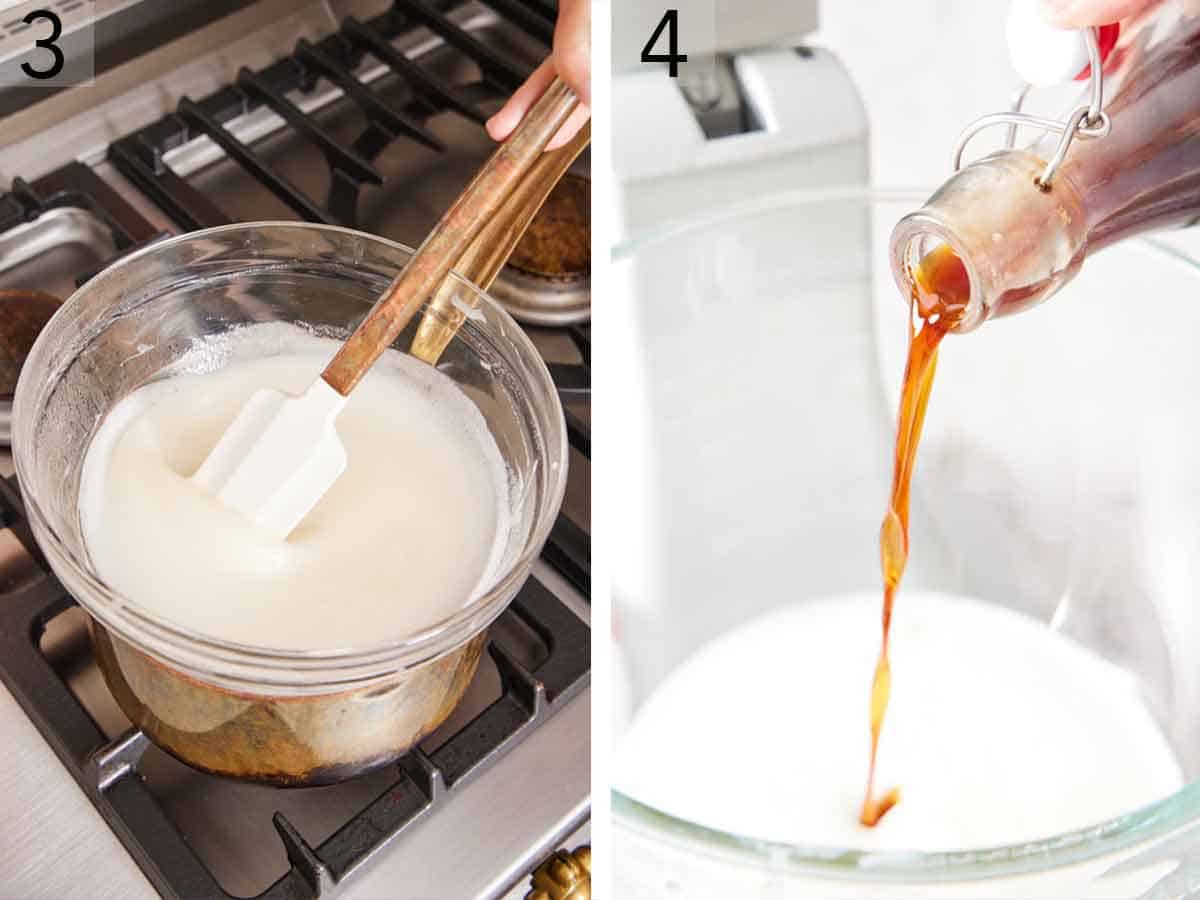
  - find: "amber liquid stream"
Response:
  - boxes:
[860,244,970,827]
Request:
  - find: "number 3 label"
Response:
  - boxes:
[21,9,65,80]
[641,10,688,78]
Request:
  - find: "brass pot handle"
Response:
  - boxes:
[321,77,579,394]
[525,845,591,900]
[410,121,591,365]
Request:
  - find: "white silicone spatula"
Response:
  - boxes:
[192,78,579,539]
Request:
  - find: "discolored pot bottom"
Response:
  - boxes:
[90,621,486,786]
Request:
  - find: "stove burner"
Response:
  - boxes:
[493,174,591,326]
[0,4,590,889]
[509,174,590,277]
[0,290,60,399]
[0,290,62,443]
[0,476,589,900]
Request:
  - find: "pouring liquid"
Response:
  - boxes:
[861,244,970,827]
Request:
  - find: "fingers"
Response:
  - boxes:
[546,105,591,150]
[553,0,591,106]
[1039,0,1158,26]
[484,59,592,150]
[484,0,591,150]
[486,58,556,143]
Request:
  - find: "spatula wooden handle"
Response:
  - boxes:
[449,122,590,293]
[410,121,590,365]
[322,77,580,396]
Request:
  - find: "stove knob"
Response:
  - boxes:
[525,845,591,900]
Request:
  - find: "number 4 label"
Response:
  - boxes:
[641,9,688,78]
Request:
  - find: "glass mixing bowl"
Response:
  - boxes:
[610,190,1200,897]
[13,222,566,784]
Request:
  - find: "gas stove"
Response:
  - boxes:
[0,2,589,898]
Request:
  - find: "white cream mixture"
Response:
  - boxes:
[617,592,1184,851]
[79,329,509,651]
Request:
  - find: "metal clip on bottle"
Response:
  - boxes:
[953,25,1110,189]
[891,1,1200,333]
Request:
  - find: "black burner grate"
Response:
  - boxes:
[0,161,164,256]
[544,323,590,595]
[0,476,588,899]
[0,5,588,887]
[108,0,552,232]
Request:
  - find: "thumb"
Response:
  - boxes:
[553,0,591,107]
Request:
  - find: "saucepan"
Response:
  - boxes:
[12,222,567,785]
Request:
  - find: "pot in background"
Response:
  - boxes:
[13,222,567,785]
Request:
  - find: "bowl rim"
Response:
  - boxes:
[610,185,1200,880]
[12,221,569,691]
[612,783,1200,882]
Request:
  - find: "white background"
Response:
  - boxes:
[815,1,1042,187]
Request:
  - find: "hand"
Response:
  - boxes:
[485,0,590,150]
[1039,0,1160,26]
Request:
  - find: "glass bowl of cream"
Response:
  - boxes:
[12,222,567,785]
[611,189,1200,898]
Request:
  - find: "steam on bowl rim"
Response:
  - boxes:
[610,187,1200,879]
[12,221,569,690]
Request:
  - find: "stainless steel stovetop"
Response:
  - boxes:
[0,2,589,897]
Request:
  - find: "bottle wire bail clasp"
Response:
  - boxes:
[951,27,1110,189]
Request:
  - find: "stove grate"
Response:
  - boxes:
[0,476,588,900]
[0,3,587,889]
[392,0,532,92]
[542,323,589,594]
[471,0,555,45]
[0,162,162,250]
[108,1,548,233]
